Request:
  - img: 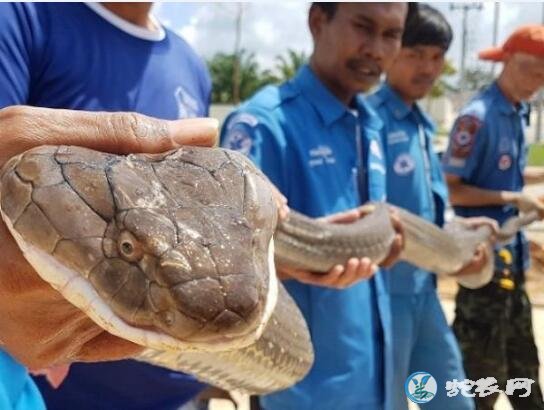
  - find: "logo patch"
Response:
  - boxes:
[175,86,199,118]
[224,130,252,155]
[405,372,437,404]
[393,153,415,175]
[498,154,512,170]
[450,116,481,158]
[226,113,259,129]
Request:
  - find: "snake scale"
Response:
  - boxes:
[0,145,537,394]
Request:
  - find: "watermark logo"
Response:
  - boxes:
[446,378,534,398]
[405,372,437,404]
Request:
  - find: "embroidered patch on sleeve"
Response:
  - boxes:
[224,128,253,156]
[449,115,481,159]
[226,112,259,129]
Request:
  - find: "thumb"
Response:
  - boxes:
[0,106,218,166]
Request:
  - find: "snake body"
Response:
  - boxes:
[0,145,537,393]
[277,204,538,289]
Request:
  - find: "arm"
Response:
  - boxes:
[524,166,544,185]
[445,173,519,207]
[445,173,544,217]
[443,113,544,217]
[0,106,217,369]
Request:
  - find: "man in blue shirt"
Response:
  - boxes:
[222,3,409,410]
[0,3,216,409]
[443,25,544,409]
[369,6,483,409]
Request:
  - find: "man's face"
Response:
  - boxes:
[386,45,446,102]
[311,3,407,97]
[506,52,544,101]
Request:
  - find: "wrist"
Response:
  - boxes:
[500,191,519,206]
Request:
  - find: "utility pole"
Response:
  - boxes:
[536,3,544,142]
[450,2,483,90]
[490,2,500,76]
[232,3,244,104]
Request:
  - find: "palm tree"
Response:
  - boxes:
[275,49,308,81]
[429,60,457,99]
[208,50,279,104]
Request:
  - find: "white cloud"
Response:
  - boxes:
[157,2,544,76]
[177,16,199,46]
[253,19,276,47]
[434,2,542,71]
[157,2,311,68]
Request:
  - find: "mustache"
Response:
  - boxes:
[346,59,382,75]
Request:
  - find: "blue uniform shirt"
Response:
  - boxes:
[369,83,448,294]
[442,82,529,272]
[0,3,210,409]
[221,65,392,410]
[0,3,210,116]
[0,350,45,410]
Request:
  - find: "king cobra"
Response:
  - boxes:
[0,145,538,394]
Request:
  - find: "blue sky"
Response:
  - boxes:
[154,2,544,76]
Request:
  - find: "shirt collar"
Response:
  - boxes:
[292,65,381,129]
[85,3,165,41]
[378,82,435,130]
[490,81,521,116]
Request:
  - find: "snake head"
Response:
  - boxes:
[1,145,279,352]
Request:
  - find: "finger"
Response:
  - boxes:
[380,234,403,268]
[276,265,306,281]
[490,220,499,234]
[276,268,294,280]
[167,118,218,148]
[470,245,486,266]
[323,209,361,224]
[0,107,218,166]
[357,203,376,217]
[391,216,405,241]
[317,264,345,286]
[287,265,342,286]
[357,258,375,280]
[335,258,359,287]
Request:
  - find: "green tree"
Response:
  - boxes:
[275,49,308,81]
[208,50,279,104]
[461,66,495,91]
[429,60,457,98]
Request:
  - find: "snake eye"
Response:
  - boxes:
[118,231,143,262]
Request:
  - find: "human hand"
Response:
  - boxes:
[512,192,544,219]
[452,243,490,276]
[0,106,217,369]
[276,205,386,288]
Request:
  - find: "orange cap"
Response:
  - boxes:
[479,24,544,61]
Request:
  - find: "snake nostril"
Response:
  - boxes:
[160,310,175,326]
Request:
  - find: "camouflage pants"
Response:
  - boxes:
[453,283,544,410]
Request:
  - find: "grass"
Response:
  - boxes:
[528,144,544,166]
